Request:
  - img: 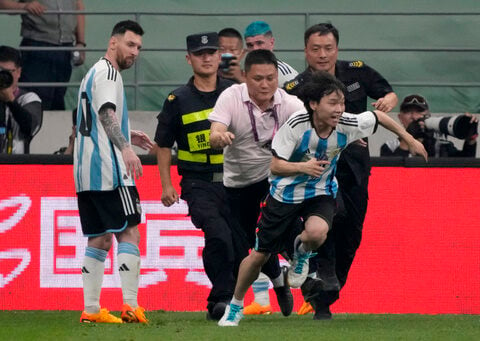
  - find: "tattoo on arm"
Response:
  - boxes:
[98,106,129,150]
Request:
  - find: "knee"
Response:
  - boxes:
[310,227,328,246]
[88,233,113,251]
[304,217,329,247]
[116,226,140,245]
[249,250,269,268]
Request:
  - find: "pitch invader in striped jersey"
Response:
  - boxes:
[74,20,153,324]
[219,71,427,327]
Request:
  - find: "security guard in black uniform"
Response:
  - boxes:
[154,32,235,320]
[285,23,398,319]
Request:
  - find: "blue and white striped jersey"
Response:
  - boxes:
[270,110,378,203]
[73,58,133,192]
[277,59,298,88]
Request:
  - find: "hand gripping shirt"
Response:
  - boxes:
[74,58,133,192]
[270,110,378,204]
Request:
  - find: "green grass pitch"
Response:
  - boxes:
[0,311,479,340]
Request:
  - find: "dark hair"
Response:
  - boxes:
[299,71,346,115]
[304,23,339,47]
[244,49,278,73]
[218,27,243,41]
[111,20,144,37]
[0,45,22,67]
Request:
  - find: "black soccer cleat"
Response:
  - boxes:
[313,303,333,320]
[273,266,294,316]
[300,277,326,302]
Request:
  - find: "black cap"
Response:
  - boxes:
[400,94,429,112]
[186,32,219,52]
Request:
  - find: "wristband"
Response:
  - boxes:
[76,41,86,47]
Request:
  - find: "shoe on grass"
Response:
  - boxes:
[218,303,243,327]
[244,301,272,315]
[121,304,148,324]
[80,308,123,323]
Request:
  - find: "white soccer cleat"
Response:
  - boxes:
[287,250,312,288]
[218,303,243,327]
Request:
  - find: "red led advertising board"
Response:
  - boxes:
[0,165,479,313]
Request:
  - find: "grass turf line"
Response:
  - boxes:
[0,311,479,340]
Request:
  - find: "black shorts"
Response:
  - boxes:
[77,186,141,237]
[255,195,336,254]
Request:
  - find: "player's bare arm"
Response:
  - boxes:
[99,104,143,178]
[209,122,235,149]
[271,156,330,178]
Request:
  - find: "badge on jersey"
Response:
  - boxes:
[327,147,342,160]
[284,79,299,91]
[167,94,176,102]
[349,60,364,68]
[187,129,211,152]
[346,82,360,93]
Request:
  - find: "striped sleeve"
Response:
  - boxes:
[92,60,121,113]
[338,111,378,142]
[277,60,299,88]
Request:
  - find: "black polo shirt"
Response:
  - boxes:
[284,60,394,187]
[155,76,234,175]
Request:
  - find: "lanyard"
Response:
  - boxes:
[247,102,279,142]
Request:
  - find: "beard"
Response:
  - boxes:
[117,56,135,71]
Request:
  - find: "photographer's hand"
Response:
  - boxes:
[0,86,15,103]
[406,119,426,140]
[220,60,245,83]
[464,112,478,145]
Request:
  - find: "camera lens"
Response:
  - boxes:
[0,70,14,89]
[220,53,234,71]
[424,115,477,139]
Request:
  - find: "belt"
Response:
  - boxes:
[181,171,224,183]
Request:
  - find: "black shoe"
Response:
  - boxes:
[273,266,294,316]
[206,301,215,320]
[206,300,229,321]
[313,304,332,320]
[301,277,325,302]
[211,301,228,320]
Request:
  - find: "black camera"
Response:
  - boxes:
[219,53,236,72]
[0,69,13,89]
[424,115,478,139]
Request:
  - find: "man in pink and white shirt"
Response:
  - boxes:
[209,49,304,317]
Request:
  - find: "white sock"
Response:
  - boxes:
[231,297,244,307]
[270,272,284,288]
[82,247,107,314]
[252,272,270,306]
[118,242,140,308]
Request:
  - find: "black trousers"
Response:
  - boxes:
[225,179,281,281]
[20,38,73,110]
[180,178,236,303]
[312,167,369,307]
